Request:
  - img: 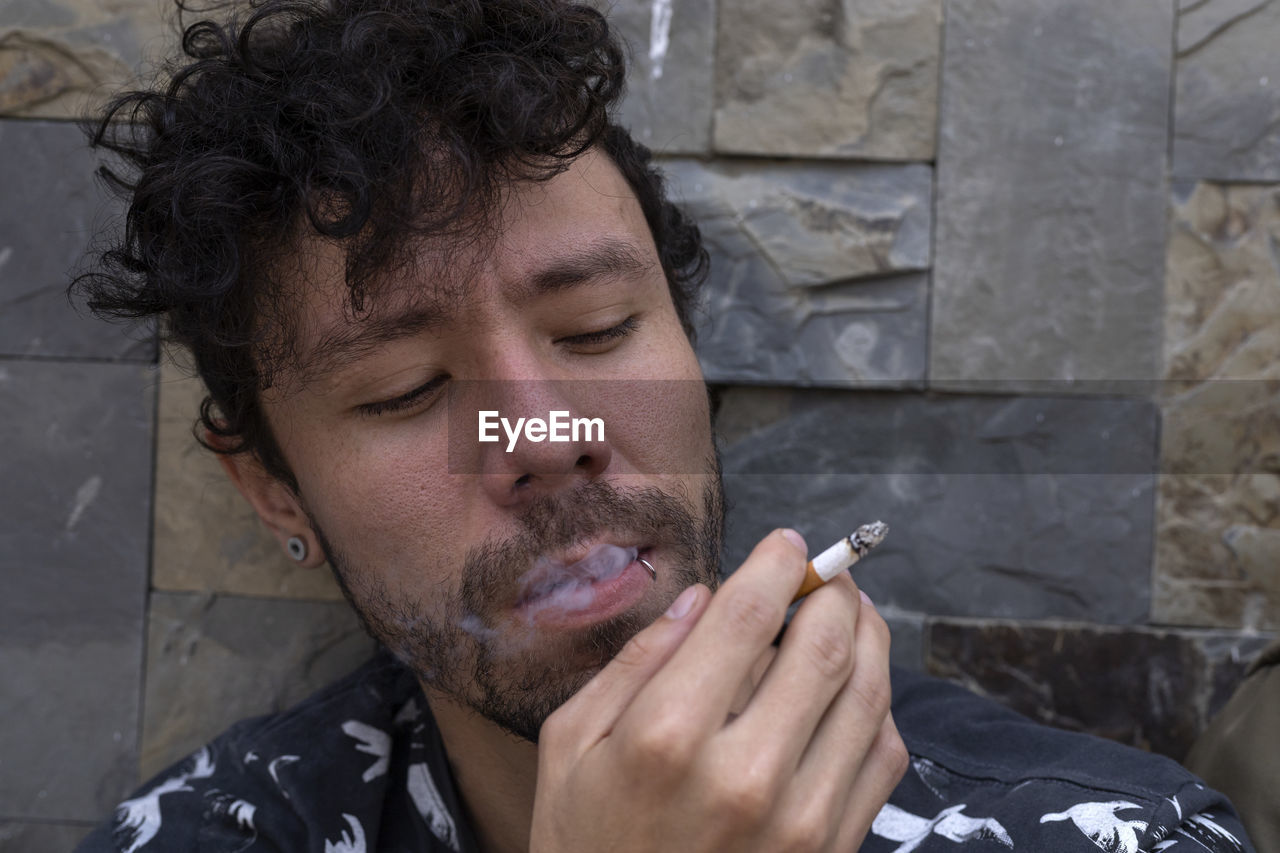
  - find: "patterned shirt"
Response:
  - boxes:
[76,653,1255,852]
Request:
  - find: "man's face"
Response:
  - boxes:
[259,150,723,741]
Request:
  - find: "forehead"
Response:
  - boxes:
[271,150,658,386]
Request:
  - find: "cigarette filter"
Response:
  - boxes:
[792,521,888,603]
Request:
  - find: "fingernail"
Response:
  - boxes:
[665,585,699,620]
[859,589,874,607]
[779,528,807,554]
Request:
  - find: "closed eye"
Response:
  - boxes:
[356,375,448,417]
[558,316,639,349]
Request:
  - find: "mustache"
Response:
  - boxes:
[459,479,699,612]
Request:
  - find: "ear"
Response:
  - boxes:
[216,450,328,569]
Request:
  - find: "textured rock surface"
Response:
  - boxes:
[0,360,152,820]
[586,0,714,153]
[926,621,1275,760]
[931,0,1172,386]
[140,592,375,779]
[716,386,1158,623]
[0,0,168,118]
[1173,0,1280,180]
[0,120,151,360]
[1155,182,1280,630]
[662,158,931,384]
[0,822,93,851]
[713,0,940,159]
[152,358,345,598]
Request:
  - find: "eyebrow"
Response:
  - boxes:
[297,237,656,384]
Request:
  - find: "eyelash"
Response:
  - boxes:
[356,318,640,417]
[560,316,640,347]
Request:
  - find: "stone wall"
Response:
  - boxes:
[2,0,1277,845]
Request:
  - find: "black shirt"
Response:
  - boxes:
[76,653,1255,852]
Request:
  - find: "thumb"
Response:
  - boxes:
[541,584,709,748]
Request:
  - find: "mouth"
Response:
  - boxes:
[514,543,655,625]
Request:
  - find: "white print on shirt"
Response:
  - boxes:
[206,790,259,852]
[408,762,461,852]
[342,720,392,782]
[114,747,216,853]
[1174,813,1245,852]
[872,802,1014,851]
[1040,800,1148,852]
[267,754,300,798]
[324,813,366,853]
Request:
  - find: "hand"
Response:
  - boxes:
[530,529,908,852]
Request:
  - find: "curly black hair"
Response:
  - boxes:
[75,0,707,490]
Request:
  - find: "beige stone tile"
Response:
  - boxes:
[713,0,940,159]
[1155,183,1280,630]
[0,0,174,119]
[139,592,374,779]
[153,358,344,599]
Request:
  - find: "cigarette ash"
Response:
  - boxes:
[516,543,639,622]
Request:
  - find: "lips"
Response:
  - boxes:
[516,542,641,608]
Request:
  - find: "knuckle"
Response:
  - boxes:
[875,725,911,782]
[713,758,777,821]
[721,588,781,638]
[611,630,656,669]
[848,667,893,720]
[797,620,853,680]
[625,710,695,772]
[776,815,830,853]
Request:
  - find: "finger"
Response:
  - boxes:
[543,583,711,746]
[831,713,911,852]
[622,529,809,738]
[723,572,863,769]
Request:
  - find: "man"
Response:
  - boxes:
[75,1,1254,850]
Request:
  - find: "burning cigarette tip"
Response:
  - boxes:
[792,520,888,602]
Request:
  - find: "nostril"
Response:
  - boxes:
[575,454,591,468]
[515,473,532,487]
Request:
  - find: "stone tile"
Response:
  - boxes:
[716,386,1158,623]
[0,0,170,118]
[587,0,714,154]
[0,120,152,360]
[713,0,940,159]
[925,620,1275,760]
[152,358,345,598]
[662,158,931,385]
[1173,0,1280,180]
[0,821,93,851]
[0,360,152,820]
[1155,183,1280,630]
[140,592,376,780]
[931,0,1172,386]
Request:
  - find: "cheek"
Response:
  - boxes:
[294,428,467,571]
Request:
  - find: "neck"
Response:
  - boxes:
[424,687,539,853]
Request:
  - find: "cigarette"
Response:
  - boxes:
[791,521,889,603]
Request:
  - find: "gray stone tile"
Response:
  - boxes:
[662,158,932,385]
[716,387,1158,623]
[0,359,153,820]
[0,821,93,852]
[925,620,1275,760]
[0,120,152,360]
[588,0,715,154]
[931,0,1173,387]
[1174,0,1280,180]
[140,593,376,780]
[713,0,941,159]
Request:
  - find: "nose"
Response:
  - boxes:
[470,379,613,507]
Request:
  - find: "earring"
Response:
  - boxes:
[287,536,308,562]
